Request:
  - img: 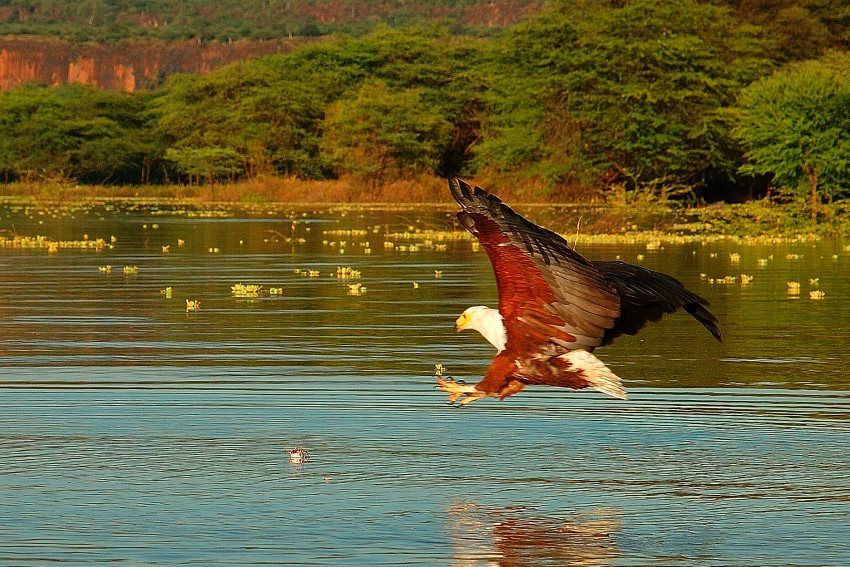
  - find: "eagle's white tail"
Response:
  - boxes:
[558,350,628,400]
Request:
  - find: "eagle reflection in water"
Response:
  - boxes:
[447,503,621,566]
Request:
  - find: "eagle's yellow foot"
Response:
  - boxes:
[435,377,488,406]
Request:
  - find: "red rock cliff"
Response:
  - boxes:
[0,37,305,91]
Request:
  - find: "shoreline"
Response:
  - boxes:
[1,179,848,242]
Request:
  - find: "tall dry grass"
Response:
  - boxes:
[0,176,453,205]
[0,174,595,205]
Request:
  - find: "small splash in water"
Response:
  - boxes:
[288,447,310,465]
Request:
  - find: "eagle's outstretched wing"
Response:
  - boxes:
[450,178,620,352]
[450,178,722,353]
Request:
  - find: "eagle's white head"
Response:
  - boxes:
[455,305,507,353]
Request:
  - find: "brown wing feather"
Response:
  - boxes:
[451,178,621,352]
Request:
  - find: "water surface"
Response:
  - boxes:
[1,202,849,565]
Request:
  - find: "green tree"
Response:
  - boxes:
[361,26,491,177]
[149,60,328,181]
[475,0,773,197]
[718,0,846,61]
[732,52,850,219]
[149,39,370,183]
[0,83,148,183]
[322,80,453,186]
[164,146,242,185]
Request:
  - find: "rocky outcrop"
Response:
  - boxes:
[0,37,306,91]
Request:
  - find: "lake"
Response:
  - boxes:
[1,201,849,565]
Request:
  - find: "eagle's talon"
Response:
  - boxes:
[436,376,488,406]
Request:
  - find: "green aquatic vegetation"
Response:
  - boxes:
[0,233,110,251]
[231,283,263,297]
[346,283,366,296]
[293,268,321,277]
[701,274,753,286]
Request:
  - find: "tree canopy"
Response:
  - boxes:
[473,0,774,192]
[733,52,850,214]
[0,84,147,183]
[1,0,848,204]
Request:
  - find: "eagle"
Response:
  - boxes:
[437,178,721,405]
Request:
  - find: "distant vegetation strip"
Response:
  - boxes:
[0,0,538,42]
[0,0,848,225]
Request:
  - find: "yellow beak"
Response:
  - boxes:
[455,314,468,332]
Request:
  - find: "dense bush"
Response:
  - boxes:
[733,52,850,216]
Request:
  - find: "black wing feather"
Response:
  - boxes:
[593,260,722,344]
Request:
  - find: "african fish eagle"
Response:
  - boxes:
[437,178,721,405]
